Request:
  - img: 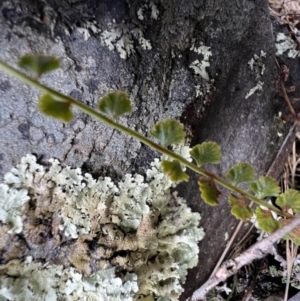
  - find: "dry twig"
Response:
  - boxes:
[282,137,300,301]
[275,58,300,123]
[207,121,297,295]
[188,214,300,301]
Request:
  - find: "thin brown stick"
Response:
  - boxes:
[188,214,300,301]
[228,224,255,259]
[284,240,292,301]
[281,79,299,122]
[267,120,297,179]
[208,221,244,279]
[283,240,298,301]
[283,136,300,301]
[275,58,299,123]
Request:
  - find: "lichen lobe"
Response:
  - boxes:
[0,153,204,300]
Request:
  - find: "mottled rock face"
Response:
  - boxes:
[0,0,202,181]
[0,0,290,299]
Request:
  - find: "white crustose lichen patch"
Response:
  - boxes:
[189,41,212,81]
[137,1,159,21]
[245,81,264,99]
[189,39,214,98]
[72,14,154,59]
[100,25,152,59]
[0,184,29,234]
[245,50,266,99]
[275,32,300,58]
[99,1,159,60]
[0,149,204,301]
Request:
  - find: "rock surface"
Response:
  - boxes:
[0,0,291,300]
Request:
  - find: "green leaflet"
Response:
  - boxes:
[281,219,300,245]
[1,55,298,240]
[161,159,189,182]
[38,94,74,123]
[190,142,221,167]
[289,236,300,246]
[249,176,281,199]
[276,189,300,213]
[225,162,254,186]
[198,177,220,206]
[18,54,60,77]
[229,194,253,220]
[256,207,280,233]
[98,91,132,119]
[150,119,186,146]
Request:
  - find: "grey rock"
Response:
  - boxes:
[0,0,291,299]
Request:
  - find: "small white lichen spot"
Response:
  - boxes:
[260,50,266,57]
[192,44,212,60]
[87,21,101,34]
[0,184,29,233]
[275,33,300,58]
[195,84,203,97]
[137,7,144,20]
[101,27,134,59]
[0,153,204,301]
[131,28,143,39]
[149,1,159,20]
[131,28,152,50]
[101,23,153,59]
[246,51,266,99]
[189,42,212,82]
[245,81,264,99]
[116,35,135,59]
[138,2,159,21]
[216,283,232,295]
[139,37,152,50]
[77,28,91,41]
[190,39,212,58]
[76,19,101,41]
[101,28,121,50]
[261,64,265,75]
[247,51,266,78]
[248,58,255,71]
[190,59,210,81]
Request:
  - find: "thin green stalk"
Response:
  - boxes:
[0,60,291,218]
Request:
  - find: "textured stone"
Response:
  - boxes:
[0,0,291,300]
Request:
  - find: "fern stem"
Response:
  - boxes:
[0,60,291,218]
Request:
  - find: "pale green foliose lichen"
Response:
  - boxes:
[0,184,29,234]
[245,50,266,99]
[0,149,204,301]
[281,262,300,290]
[0,258,138,301]
[275,32,300,58]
